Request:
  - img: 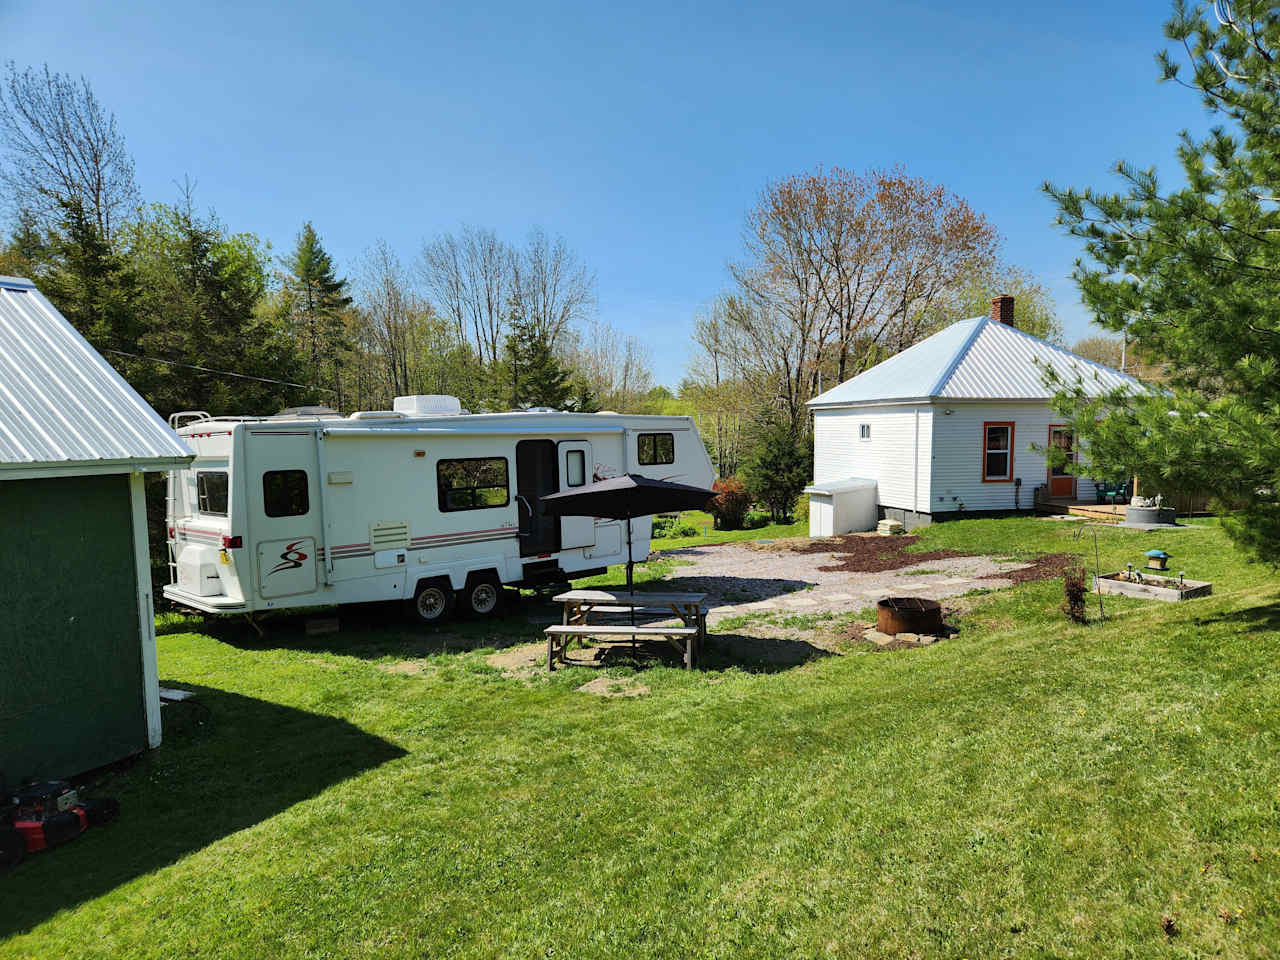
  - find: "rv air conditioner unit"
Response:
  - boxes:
[393,395,462,417]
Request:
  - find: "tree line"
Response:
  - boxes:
[0,63,659,420]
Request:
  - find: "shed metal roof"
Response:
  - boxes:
[808,315,1142,408]
[0,277,192,475]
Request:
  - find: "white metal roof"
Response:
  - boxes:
[808,316,1143,408]
[0,277,192,476]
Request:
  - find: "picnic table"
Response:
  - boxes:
[545,589,708,671]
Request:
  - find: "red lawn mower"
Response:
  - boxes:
[0,779,119,870]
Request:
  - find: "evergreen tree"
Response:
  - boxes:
[501,305,573,409]
[740,413,812,522]
[282,222,352,406]
[1045,2,1280,560]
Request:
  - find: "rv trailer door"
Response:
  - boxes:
[247,431,320,600]
[557,440,595,549]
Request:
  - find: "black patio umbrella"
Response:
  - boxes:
[540,474,715,603]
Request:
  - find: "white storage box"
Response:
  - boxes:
[804,478,878,537]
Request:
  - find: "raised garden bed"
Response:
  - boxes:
[1094,571,1212,602]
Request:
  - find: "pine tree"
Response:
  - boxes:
[283,222,352,406]
[1045,2,1280,560]
[501,306,573,409]
[741,413,812,522]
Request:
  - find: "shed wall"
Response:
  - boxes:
[0,474,148,783]
[812,405,931,511]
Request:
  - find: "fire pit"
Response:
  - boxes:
[877,596,944,636]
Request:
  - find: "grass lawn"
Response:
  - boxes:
[4,517,1280,957]
[650,509,808,550]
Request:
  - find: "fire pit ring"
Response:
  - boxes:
[877,597,944,636]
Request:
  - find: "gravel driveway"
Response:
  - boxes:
[651,537,1035,624]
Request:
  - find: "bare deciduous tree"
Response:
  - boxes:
[510,226,596,346]
[701,166,1003,432]
[561,315,653,411]
[0,62,138,238]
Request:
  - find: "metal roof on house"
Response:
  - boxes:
[0,277,192,475]
[807,315,1142,408]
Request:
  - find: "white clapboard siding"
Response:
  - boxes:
[813,405,932,511]
[928,402,1097,512]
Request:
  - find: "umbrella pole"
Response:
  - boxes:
[627,516,636,652]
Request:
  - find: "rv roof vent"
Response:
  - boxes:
[348,410,405,420]
[393,395,462,417]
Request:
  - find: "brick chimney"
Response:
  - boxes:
[991,294,1015,326]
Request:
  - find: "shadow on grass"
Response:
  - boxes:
[0,683,406,939]
[1192,601,1280,632]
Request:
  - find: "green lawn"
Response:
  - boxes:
[4,517,1280,957]
[650,509,807,550]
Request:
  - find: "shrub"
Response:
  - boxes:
[793,493,810,524]
[651,514,678,538]
[741,418,813,522]
[1063,564,1088,623]
[708,477,751,530]
[675,522,701,537]
[743,509,770,529]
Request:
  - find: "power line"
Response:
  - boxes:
[103,348,336,393]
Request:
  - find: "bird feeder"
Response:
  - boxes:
[1144,549,1171,571]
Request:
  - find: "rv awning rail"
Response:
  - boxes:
[321,425,631,438]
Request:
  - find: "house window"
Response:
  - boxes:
[982,422,1014,482]
[196,471,228,516]
[637,432,675,465]
[263,470,309,517]
[859,423,871,440]
[437,457,509,511]
[566,450,586,487]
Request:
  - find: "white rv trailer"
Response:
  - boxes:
[162,395,714,622]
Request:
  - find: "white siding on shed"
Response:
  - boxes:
[813,404,931,511]
[929,402,1096,512]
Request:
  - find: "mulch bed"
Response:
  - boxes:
[977,552,1078,584]
[790,534,1077,584]
[789,534,971,573]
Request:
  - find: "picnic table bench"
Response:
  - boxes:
[546,589,708,670]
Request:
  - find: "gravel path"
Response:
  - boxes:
[652,538,1034,624]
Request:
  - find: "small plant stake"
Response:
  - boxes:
[1073,523,1106,622]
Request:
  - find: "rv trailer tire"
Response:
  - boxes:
[462,574,502,617]
[409,578,455,625]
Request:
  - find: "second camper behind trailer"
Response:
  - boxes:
[162,395,715,623]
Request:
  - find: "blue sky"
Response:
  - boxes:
[5,0,1202,386]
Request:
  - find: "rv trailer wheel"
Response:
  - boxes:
[410,579,454,624]
[463,577,501,617]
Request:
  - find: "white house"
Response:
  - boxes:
[805,295,1140,531]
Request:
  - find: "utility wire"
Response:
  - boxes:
[103,348,336,393]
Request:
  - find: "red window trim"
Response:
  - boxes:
[981,421,1015,483]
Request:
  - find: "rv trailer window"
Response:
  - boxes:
[437,457,510,512]
[196,471,228,516]
[566,450,586,487]
[637,432,675,466]
[263,470,310,517]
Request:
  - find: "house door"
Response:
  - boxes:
[1048,426,1076,499]
[516,439,560,557]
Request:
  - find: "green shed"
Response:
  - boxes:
[0,277,192,785]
